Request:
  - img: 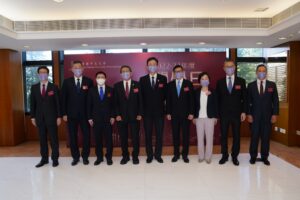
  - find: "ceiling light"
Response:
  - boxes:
[254,7,269,12]
[278,37,287,40]
[256,42,263,45]
[81,44,88,47]
[53,0,64,3]
[23,45,30,49]
[198,42,206,45]
[140,42,147,46]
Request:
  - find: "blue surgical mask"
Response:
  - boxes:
[72,68,83,77]
[225,67,235,76]
[257,72,266,80]
[148,65,158,73]
[200,79,210,87]
[175,72,184,79]
[121,72,131,80]
[38,73,48,82]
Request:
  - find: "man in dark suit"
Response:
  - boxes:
[216,59,247,166]
[30,66,61,168]
[247,64,279,166]
[114,65,143,165]
[166,65,194,163]
[61,60,94,166]
[87,71,115,166]
[139,57,167,163]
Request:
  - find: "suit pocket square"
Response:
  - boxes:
[184,87,190,92]
[267,88,274,92]
[158,83,164,88]
[235,85,241,90]
[48,91,54,96]
[133,88,139,93]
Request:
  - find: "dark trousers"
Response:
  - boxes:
[67,117,90,160]
[93,121,113,160]
[37,122,59,161]
[144,116,164,159]
[220,116,241,158]
[171,117,191,158]
[249,118,272,160]
[117,120,140,158]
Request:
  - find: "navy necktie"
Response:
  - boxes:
[227,77,233,93]
[99,86,104,100]
[151,76,155,89]
[76,78,80,93]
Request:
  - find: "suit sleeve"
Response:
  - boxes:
[114,84,121,117]
[272,83,280,115]
[110,88,115,118]
[30,86,36,119]
[215,80,221,118]
[54,85,62,118]
[87,90,93,120]
[166,83,172,115]
[241,78,247,113]
[212,90,218,118]
[188,81,195,115]
[61,80,67,116]
[246,84,253,115]
[138,83,144,116]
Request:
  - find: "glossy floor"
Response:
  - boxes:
[0,154,300,200]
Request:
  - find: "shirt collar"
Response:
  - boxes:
[226,74,235,80]
[149,73,157,79]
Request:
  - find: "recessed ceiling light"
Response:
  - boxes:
[256,42,263,45]
[198,42,206,45]
[23,45,30,49]
[254,7,269,12]
[140,42,147,46]
[53,0,64,3]
[278,37,287,40]
[81,44,88,47]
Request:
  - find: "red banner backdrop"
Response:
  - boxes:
[64,52,226,146]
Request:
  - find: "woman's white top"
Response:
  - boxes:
[199,91,208,118]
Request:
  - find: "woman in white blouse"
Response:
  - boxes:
[193,72,218,164]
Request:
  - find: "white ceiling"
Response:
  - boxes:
[0,0,299,20]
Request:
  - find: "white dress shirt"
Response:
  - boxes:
[123,79,131,91]
[257,79,266,93]
[74,76,83,86]
[40,81,48,94]
[98,84,105,94]
[149,73,157,85]
[199,91,208,118]
[226,74,235,87]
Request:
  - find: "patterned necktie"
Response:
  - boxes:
[260,81,264,95]
[151,76,155,89]
[177,80,181,97]
[76,78,81,93]
[125,81,129,98]
[228,77,233,93]
[41,84,46,97]
[99,86,104,100]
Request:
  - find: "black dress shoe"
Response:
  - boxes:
[71,159,79,166]
[232,158,239,166]
[52,160,59,167]
[155,157,164,163]
[263,159,270,166]
[35,160,49,168]
[83,159,89,165]
[132,158,139,165]
[107,159,113,165]
[94,158,103,166]
[219,157,228,165]
[146,157,153,163]
[250,157,256,164]
[171,156,179,162]
[183,157,189,163]
[120,157,130,165]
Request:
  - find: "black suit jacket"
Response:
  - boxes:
[30,82,61,126]
[166,79,194,118]
[87,85,114,122]
[216,76,247,118]
[194,87,218,118]
[139,74,167,117]
[114,80,143,121]
[61,76,94,119]
[247,80,279,120]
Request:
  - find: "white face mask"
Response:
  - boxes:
[96,78,106,86]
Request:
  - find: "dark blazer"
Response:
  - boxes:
[194,87,218,118]
[247,80,279,120]
[216,76,247,118]
[30,82,61,126]
[139,74,167,117]
[166,79,194,118]
[87,85,115,122]
[61,76,94,119]
[114,80,143,121]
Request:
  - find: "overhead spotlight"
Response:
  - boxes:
[140,42,147,46]
[23,45,30,49]
[198,42,206,45]
[53,0,64,3]
[254,7,269,12]
[278,37,287,40]
[81,44,88,47]
[256,42,263,45]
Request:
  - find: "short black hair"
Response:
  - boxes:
[173,65,184,72]
[95,71,107,78]
[73,60,83,65]
[198,72,210,83]
[256,64,268,72]
[147,57,159,65]
[120,65,132,73]
[37,66,49,74]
